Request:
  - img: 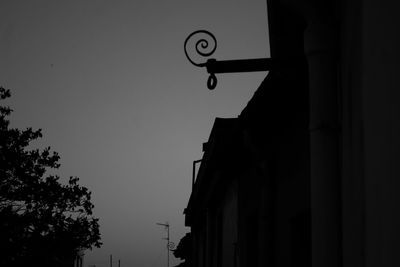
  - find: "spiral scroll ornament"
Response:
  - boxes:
[184,30,219,89]
[184,30,217,67]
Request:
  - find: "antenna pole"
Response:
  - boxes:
[156,222,170,267]
[167,225,170,267]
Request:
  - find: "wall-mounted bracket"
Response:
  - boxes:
[184,30,275,90]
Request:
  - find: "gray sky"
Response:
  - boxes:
[0,1,269,266]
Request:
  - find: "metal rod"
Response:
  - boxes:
[184,30,285,90]
[206,58,275,74]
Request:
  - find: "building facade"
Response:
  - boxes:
[183,0,400,267]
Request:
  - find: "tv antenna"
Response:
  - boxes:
[156,222,175,267]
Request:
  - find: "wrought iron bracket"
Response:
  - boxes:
[184,30,276,90]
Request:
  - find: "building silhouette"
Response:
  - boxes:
[181,0,400,267]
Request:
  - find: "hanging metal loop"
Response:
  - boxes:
[207,73,217,90]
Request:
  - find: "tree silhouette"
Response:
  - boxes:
[0,87,101,266]
[173,233,192,267]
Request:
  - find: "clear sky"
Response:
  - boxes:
[0,1,269,266]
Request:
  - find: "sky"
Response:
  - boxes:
[0,1,269,266]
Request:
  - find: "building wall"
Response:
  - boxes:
[190,176,238,267]
[238,165,267,267]
[341,1,400,266]
[236,125,310,267]
[219,180,238,267]
[304,0,400,266]
[301,3,341,267]
[274,0,400,266]
[186,1,400,266]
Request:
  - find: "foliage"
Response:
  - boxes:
[0,87,101,266]
[173,232,192,261]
